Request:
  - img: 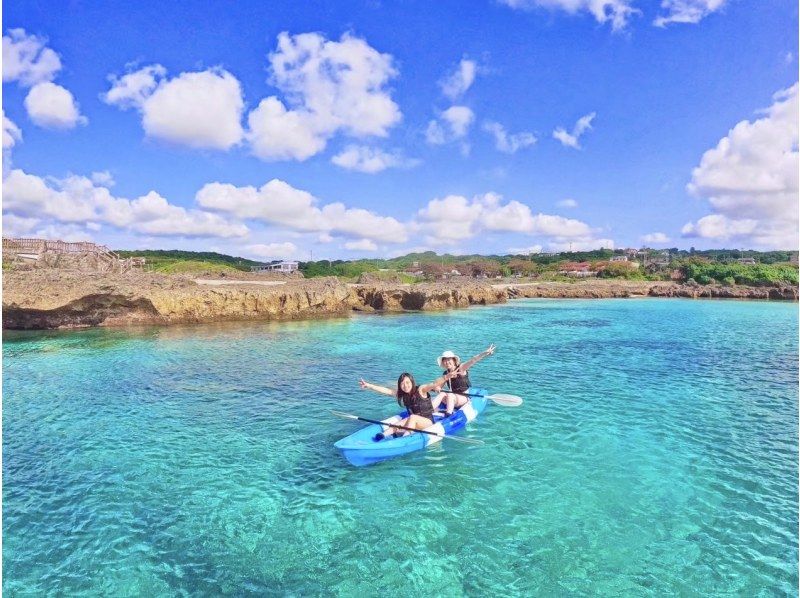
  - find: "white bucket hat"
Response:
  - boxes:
[437,350,461,368]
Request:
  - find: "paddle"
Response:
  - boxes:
[330,410,484,445]
[446,391,523,407]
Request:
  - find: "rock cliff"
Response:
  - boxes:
[2,271,796,330]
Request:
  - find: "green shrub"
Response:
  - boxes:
[680,262,798,287]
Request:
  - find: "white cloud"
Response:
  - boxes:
[553,112,596,149]
[3,168,248,238]
[654,0,726,27]
[30,222,97,243]
[103,64,166,109]
[24,81,87,130]
[245,242,298,259]
[3,112,22,149]
[416,192,599,244]
[426,106,475,146]
[104,65,244,150]
[681,215,758,239]
[442,106,474,137]
[547,238,615,251]
[4,30,85,133]
[196,179,408,242]
[91,171,115,187]
[3,212,39,236]
[557,198,578,208]
[270,32,401,137]
[243,32,402,162]
[146,70,243,150]
[331,145,418,173]
[683,84,798,249]
[509,244,543,254]
[483,121,537,153]
[440,59,477,100]
[498,0,638,31]
[425,120,447,145]
[417,194,485,241]
[641,232,670,244]
[246,97,325,161]
[344,238,378,251]
[2,29,61,86]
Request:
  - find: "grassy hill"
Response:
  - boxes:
[116,250,262,272]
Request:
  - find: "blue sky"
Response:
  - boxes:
[2,0,798,260]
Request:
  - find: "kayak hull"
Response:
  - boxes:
[334,388,488,466]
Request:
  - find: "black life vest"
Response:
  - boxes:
[444,370,471,394]
[399,389,433,419]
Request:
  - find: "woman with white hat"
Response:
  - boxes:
[433,344,496,416]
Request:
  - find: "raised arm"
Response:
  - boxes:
[418,370,459,396]
[458,343,496,373]
[359,378,396,398]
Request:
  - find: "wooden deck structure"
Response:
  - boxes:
[2,237,145,272]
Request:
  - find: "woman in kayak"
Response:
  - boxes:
[432,344,496,416]
[359,371,458,441]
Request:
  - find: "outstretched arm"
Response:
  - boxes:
[419,370,460,396]
[458,344,496,373]
[359,378,396,398]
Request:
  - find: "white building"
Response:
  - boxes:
[251,261,299,273]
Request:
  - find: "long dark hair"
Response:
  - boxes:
[396,372,418,407]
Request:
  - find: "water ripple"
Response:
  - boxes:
[3,299,797,595]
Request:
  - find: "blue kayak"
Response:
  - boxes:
[334,388,488,466]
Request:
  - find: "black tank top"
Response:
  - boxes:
[444,370,471,394]
[400,389,433,419]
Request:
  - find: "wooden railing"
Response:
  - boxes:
[2,237,116,256]
[2,237,140,272]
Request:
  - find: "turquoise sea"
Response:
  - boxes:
[3,298,798,595]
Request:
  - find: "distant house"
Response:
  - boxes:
[251,261,299,273]
[610,255,628,262]
[737,257,757,265]
[558,261,596,277]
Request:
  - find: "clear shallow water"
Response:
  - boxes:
[3,299,798,596]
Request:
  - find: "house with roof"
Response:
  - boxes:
[558,261,596,277]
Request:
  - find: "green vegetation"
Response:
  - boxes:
[680,262,798,287]
[300,259,380,279]
[596,262,648,280]
[116,249,261,271]
[150,260,242,275]
[114,247,798,287]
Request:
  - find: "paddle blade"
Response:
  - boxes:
[446,435,485,446]
[486,393,523,407]
[330,410,358,420]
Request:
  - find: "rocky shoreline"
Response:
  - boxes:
[2,270,797,330]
